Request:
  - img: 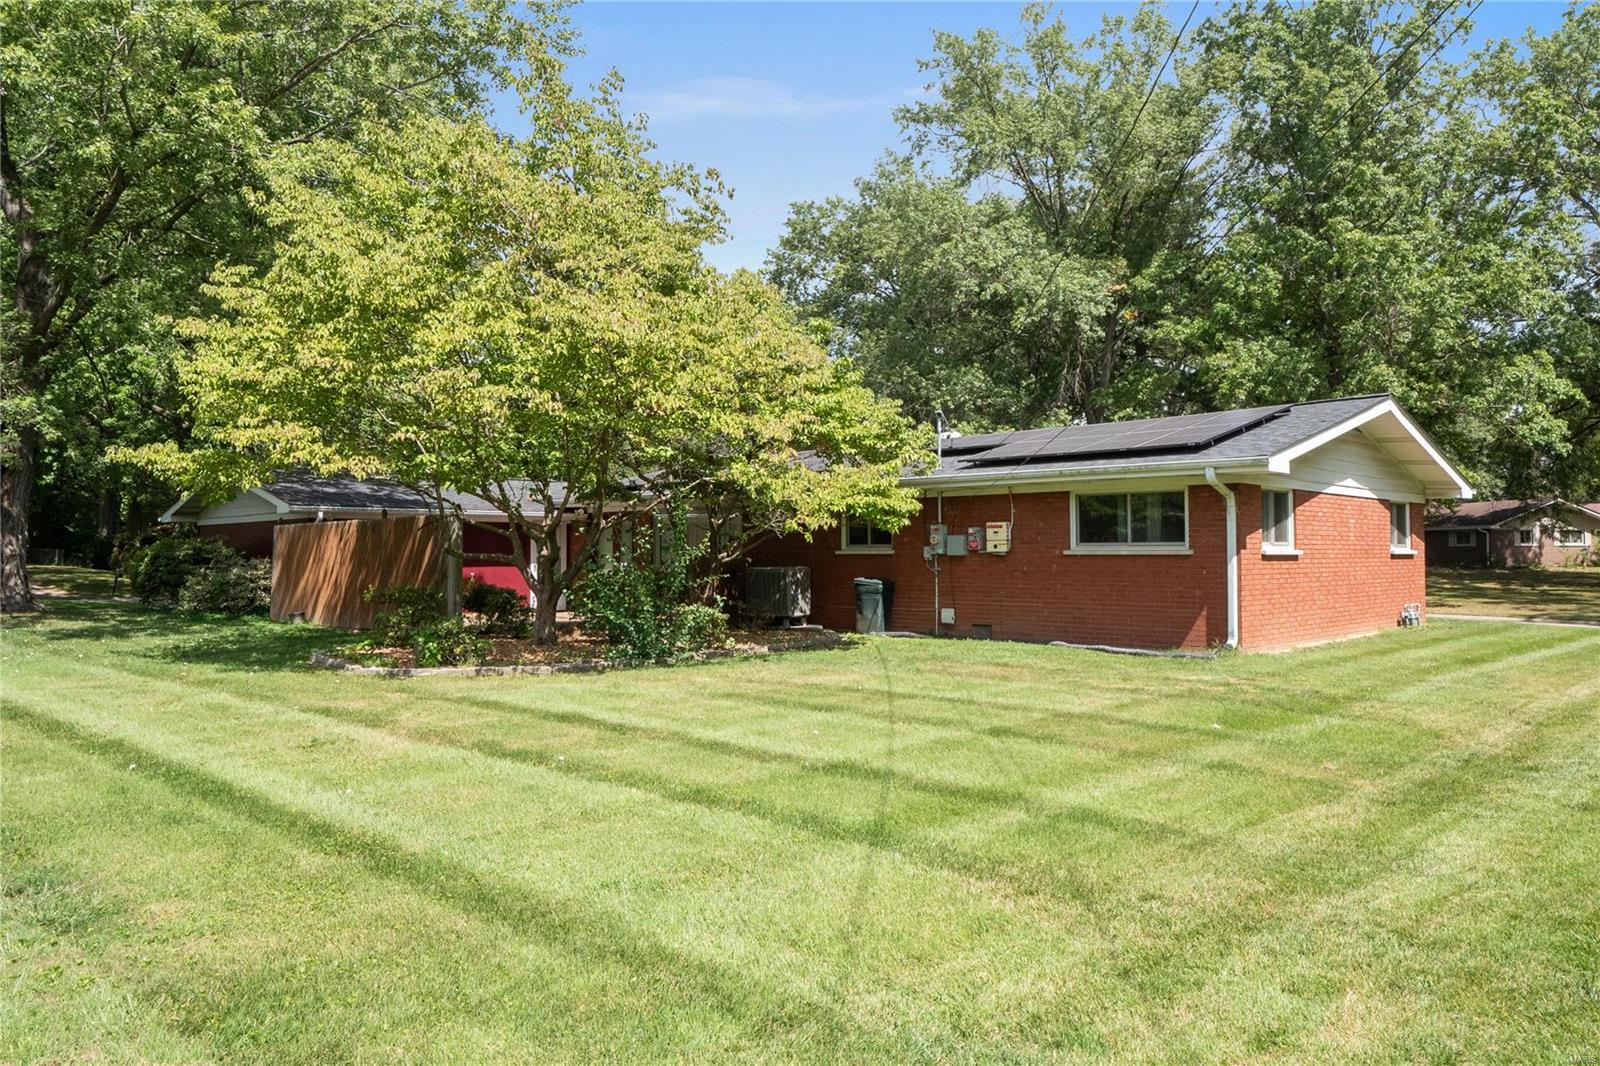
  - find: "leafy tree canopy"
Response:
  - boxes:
[133,107,926,641]
[2,0,570,609]
[768,0,1600,499]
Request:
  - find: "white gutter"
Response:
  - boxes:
[1204,467,1240,650]
[907,457,1267,492]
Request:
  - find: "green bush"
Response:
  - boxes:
[572,511,730,662]
[409,617,491,667]
[669,602,729,651]
[462,578,534,637]
[177,559,272,616]
[363,585,446,646]
[127,536,244,604]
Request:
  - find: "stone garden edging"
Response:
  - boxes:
[307,639,830,679]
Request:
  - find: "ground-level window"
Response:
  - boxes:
[1518,528,1536,546]
[1554,526,1591,547]
[1262,490,1294,548]
[841,515,894,552]
[1449,530,1475,547]
[1390,503,1411,550]
[1075,491,1187,547]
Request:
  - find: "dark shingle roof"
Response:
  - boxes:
[919,394,1390,482]
[258,474,559,518]
[1427,498,1600,529]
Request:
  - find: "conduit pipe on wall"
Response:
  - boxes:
[1203,467,1240,649]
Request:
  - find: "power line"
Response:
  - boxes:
[1074,0,1204,236]
[1196,0,1482,260]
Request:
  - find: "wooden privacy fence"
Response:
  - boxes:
[272,515,458,629]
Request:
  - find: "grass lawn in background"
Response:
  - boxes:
[1428,565,1600,623]
[3,599,1598,1063]
[27,564,124,599]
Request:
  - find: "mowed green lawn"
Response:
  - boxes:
[3,600,1598,1064]
[1429,565,1600,624]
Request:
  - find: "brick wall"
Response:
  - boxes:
[748,484,1429,652]
[1237,487,1425,651]
[748,487,1230,651]
[1487,527,1591,567]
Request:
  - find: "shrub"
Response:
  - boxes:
[572,510,731,662]
[177,559,272,616]
[670,602,729,651]
[127,536,243,604]
[363,585,446,646]
[409,617,491,667]
[462,578,534,637]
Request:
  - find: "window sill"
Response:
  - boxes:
[1261,546,1303,557]
[1063,547,1192,556]
[1390,548,1417,557]
[836,548,894,556]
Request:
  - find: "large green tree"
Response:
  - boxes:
[140,111,925,642]
[1188,0,1587,496]
[769,2,1218,430]
[1,0,568,611]
[770,0,1600,498]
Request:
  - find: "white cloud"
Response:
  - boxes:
[631,76,916,122]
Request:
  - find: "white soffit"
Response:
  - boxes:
[1267,400,1473,499]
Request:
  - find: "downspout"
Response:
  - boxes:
[933,493,943,636]
[1203,467,1240,650]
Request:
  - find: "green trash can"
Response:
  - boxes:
[853,577,894,633]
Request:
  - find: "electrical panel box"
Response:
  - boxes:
[966,526,984,552]
[928,523,947,546]
[985,521,1012,554]
[943,534,967,556]
[939,607,956,625]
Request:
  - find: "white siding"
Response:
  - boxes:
[195,490,283,525]
[1277,428,1427,501]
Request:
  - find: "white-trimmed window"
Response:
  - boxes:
[1389,503,1412,551]
[840,515,894,553]
[1554,526,1591,547]
[1262,490,1295,550]
[1449,530,1475,547]
[1074,491,1187,549]
[1517,528,1536,546]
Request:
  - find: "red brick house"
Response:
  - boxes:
[1424,499,1600,568]
[747,394,1472,652]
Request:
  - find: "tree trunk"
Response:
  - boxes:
[530,545,560,645]
[1,422,38,612]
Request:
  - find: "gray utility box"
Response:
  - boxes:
[744,566,812,626]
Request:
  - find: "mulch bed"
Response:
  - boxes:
[317,624,850,678]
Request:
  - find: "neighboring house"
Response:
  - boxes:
[160,474,567,601]
[1424,499,1600,568]
[748,393,1472,652]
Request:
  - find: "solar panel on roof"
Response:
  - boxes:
[966,404,1291,465]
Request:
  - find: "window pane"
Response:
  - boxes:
[1391,504,1409,545]
[869,523,893,546]
[846,519,871,547]
[1130,491,1185,543]
[1263,491,1291,545]
[1519,529,1534,545]
[1077,494,1126,544]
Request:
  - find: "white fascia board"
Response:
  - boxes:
[157,494,200,524]
[247,486,293,513]
[1266,399,1474,499]
[904,457,1266,492]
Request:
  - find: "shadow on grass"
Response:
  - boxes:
[1428,567,1600,621]
[5,599,335,673]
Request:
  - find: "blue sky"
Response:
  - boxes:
[495,2,1574,274]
